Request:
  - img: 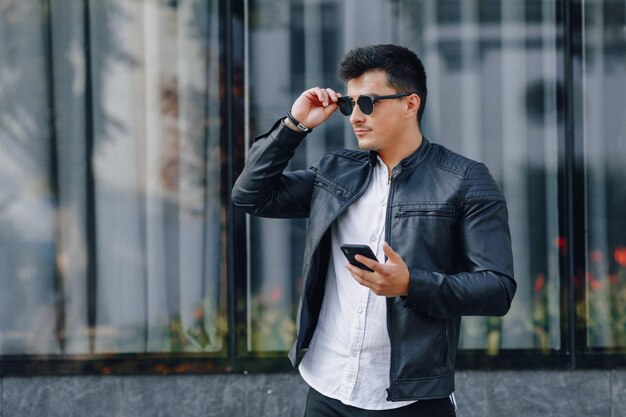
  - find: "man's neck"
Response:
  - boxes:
[378,130,423,172]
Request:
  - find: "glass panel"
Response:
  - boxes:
[401,0,562,353]
[582,0,626,349]
[246,0,562,354]
[0,0,227,356]
[0,1,58,354]
[87,0,226,354]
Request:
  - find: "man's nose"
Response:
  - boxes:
[349,105,365,124]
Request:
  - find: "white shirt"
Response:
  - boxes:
[298,156,416,410]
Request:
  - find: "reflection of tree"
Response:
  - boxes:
[0,2,49,163]
[583,163,626,349]
[88,1,141,138]
[249,285,297,352]
[0,0,62,353]
[114,1,227,353]
[1,0,229,355]
[159,72,221,353]
[585,246,626,348]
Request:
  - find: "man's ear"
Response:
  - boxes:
[406,94,420,118]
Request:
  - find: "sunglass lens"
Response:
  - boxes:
[357,96,374,115]
[338,97,353,116]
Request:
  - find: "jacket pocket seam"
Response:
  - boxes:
[394,203,458,218]
[313,177,347,197]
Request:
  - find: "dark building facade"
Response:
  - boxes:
[0,0,625,415]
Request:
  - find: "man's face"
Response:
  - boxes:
[346,70,409,152]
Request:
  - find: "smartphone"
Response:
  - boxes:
[340,244,378,272]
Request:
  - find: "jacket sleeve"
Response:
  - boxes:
[404,163,516,318]
[231,119,317,218]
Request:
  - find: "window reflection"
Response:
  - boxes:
[88,0,226,354]
[1,0,624,369]
[0,0,227,355]
[246,0,563,354]
[0,1,58,354]
[582,0,626,349]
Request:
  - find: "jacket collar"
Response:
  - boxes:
[367,137,431,170]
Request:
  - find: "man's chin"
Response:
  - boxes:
[356,138,376,150]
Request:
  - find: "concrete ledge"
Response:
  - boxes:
[1,371,624,417]
[455,370,615,417]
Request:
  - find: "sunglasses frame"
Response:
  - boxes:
[337,93,415,116]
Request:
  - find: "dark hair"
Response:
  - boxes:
[338,44,427,124]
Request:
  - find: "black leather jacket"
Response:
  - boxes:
[232,120,516,402]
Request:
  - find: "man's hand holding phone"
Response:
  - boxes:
[341,242,410,297]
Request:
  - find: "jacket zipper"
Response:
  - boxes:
[441,320,449,367]
[313,179,345,197]
[395,209,456,218]
[385,169,397,401]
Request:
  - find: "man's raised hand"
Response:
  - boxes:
[285,87,340,132]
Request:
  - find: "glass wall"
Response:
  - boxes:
[0,0,624,372]
[0,1,57,354]
[245,0,563,356]
[582,0,626,350]
[0,0,227,356]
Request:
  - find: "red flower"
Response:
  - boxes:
[193,306,204,321]
[534,274,546,293]
[588,273,602,290]
[555,237,567,256]
[614,247,626,267]
[270,287,283,302]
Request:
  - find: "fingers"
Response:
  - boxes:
[383,242,400,261]
[347,244,410,297]
[303,87,339,107]
[346,263,373,286]
[291,87,340,130]
[346,263,388,297]
[354,254,377,272]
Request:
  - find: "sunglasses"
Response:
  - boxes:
[337,93,415,116]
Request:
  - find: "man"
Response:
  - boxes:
[232,44,516,417]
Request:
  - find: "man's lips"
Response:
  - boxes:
[353,127,371,134]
